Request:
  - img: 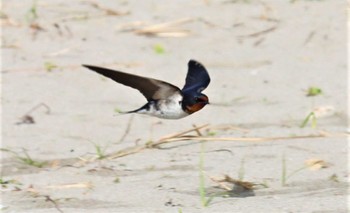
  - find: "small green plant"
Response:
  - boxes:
[301,86,323,128]
[1,148,46,168]
[44,62,58,72]
[232,96,247,103]
[0,178,22,188]
[90,142,108,159]
[145,140,154,148]
[198,142,214,207]
[306,86,322,97]
[153,44,165,54]
[281,154,287,186]
[328,174,339,182]
[19,149,46,167]
[238,158,245,181]
[206,131,216,136]
[113,177,120,183]
[25,0,38,23]
[300,112,317,128]
[114,107,122,113]
[281,154,311,186]
[261,179,269,188]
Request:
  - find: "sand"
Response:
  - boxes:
[1,0,349,212]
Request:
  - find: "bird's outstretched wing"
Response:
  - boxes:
[182,60,210,94]
[82,65,181,101]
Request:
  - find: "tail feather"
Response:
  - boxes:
[116,103,150,115]
[120,109,140,114]
[113,109,137,117]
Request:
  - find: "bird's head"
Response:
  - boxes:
[182,93,209,114]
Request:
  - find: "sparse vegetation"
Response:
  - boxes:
[153,44,165,54]
[113,177,120,183]
[306,86,322,97]
[44,62,58,72]
[114,107,123,113]
[198,142,207,206]
[300,112,317,128]
[0,178,22,188]
[238,158,245,181]
[198,141,214,207]
[18,149,47,167]
[281,155,326,186]
[25,0,38,23]
[89,141,109,160]
[1,148,46,168]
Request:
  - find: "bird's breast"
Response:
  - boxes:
[137,93,189,119]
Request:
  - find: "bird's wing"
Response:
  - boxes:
[181,60,210,94]
[82,65,181,101]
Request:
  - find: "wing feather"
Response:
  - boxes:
[82,65,180,101]
[182,60,210,94]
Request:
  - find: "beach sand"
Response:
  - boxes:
[1,0,348,212]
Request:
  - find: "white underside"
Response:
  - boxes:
[137,93,189,119]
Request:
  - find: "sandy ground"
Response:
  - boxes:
[1,0,349,212]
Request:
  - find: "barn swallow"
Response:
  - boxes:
[82,60,210,119]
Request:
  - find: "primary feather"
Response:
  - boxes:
[82,65,180,101]
[182,60,211,94]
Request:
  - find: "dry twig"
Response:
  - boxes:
[210,175,256,191]
[16,103,51,125]
[126,18,193,37]
[44,195,64,213]
[117,114,134,143]
[88,2,129,16]
[104,124,333,161]
[45,182,93,190]
[238,26,277,38]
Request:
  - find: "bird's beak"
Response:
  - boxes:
[198,95,209,104]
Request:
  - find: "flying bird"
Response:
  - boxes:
[82,60,210,119]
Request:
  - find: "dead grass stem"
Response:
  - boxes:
[104,124,336,161]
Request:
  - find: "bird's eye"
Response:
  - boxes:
[195,95,208,103]
[195,97,203,102]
